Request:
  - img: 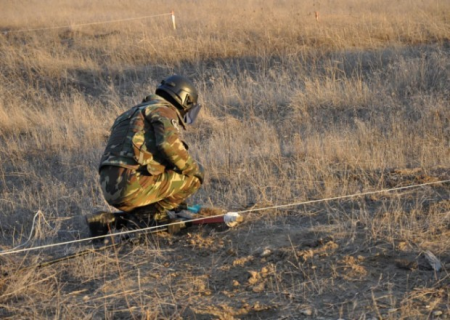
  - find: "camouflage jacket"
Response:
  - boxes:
[99,95,200,176]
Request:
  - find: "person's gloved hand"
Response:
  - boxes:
[193,163,204,184]
[181,160,204,184]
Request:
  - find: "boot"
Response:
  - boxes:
[113,212,129,230]
[112,207,164,231]
[128,203,170,228]
[121,212,157,230]
[85,211,116,244]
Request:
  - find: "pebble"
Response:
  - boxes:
[300,308,312,316]
[261,248,272,257]
[252,282,265,293]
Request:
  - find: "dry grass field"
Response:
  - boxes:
[0,0,450,318]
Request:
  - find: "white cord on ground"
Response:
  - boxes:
[0,179,449,256]
[3,210,56,253]
[8,211,41,251]
[238,179,450,214]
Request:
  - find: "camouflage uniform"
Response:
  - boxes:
[98,95,202,216]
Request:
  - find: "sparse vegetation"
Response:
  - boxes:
[0,0,449,318]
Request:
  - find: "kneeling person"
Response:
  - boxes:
[88,75,204,238]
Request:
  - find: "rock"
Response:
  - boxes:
[433,310,443,316]
[424,250,442,272]
[248,271,259,285]
[261,248,272,257]
[252,282,265,293]
[300,308,313,316]
[254,246,273,257]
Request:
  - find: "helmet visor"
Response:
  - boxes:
[183,104,202,124]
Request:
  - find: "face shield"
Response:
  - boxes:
[183,104,202,125]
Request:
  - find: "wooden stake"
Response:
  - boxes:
[171,11,176,30]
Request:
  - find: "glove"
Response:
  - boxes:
[181,159,204,184]
[193,163,205,184]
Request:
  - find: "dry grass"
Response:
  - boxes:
[0,0,449,318]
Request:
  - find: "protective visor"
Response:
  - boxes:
[184,104,202,125]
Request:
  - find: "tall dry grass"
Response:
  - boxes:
[0,0,449,318]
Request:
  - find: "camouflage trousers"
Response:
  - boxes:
[99,166,201,213]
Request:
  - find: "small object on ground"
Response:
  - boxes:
[188,211,243,227]
[187,204,202,213]
[223,212,243,227]
[424,250,442,271]
[260,248,272,257]
[300,308,313,316]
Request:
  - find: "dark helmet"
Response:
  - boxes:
[156,75,198,114]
